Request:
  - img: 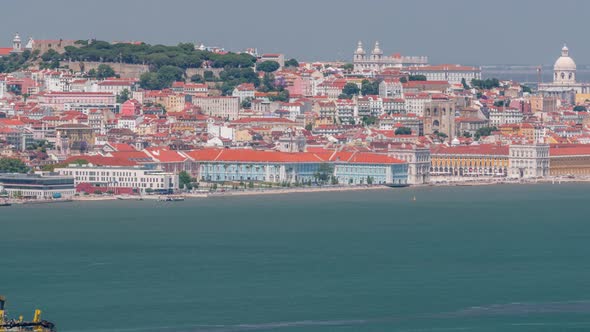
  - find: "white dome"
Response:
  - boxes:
[372,41,383,55]
[355,41,365,55]
[554,44,576,71]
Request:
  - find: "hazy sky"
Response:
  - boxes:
[1,0,587,65]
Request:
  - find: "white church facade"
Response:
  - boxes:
[353,41,428,72]
[538,45,590,102]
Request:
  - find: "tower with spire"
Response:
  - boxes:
[354,41,366,61]
[371,41,383,61]
[11,33,22,53]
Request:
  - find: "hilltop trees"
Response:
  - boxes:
[96,64,116,79]
[256,60,280,73]
[139,65,185,90]
[284,58,299,68]
[471,78,500,90]
[218,68,260,95]
[63,40,256,70]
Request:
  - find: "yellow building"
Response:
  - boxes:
[528,95,557,113]
[55,124,95,152]
[498,124,520,136]
[575,93,590,105]
[549,144,590,176]
[163,94,186,113]
[235,129,254,143]
[430,144,509,177]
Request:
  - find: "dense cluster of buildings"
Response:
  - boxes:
[2,35,590,199]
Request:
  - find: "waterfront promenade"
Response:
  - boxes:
[4,175,590,205]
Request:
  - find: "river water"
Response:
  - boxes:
[2,184,590,331]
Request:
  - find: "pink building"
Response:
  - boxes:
[38,92,116,111]
[120,99,142,116]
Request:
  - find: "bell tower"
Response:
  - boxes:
[12,33,22,53]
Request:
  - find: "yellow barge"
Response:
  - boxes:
[0,296,55,332]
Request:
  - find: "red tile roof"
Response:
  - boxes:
[0,48,12,56]
[550,144,590,156]
[144,147,187,162]
[184,149,405,164]
[431,144,509,156]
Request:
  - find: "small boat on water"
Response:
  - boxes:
[0,296,55,331]
[0,202,11,207]
[158,196,185,202]
[384,183,410,188]
[117,195,144,201]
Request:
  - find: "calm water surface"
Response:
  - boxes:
[2,184,590,331]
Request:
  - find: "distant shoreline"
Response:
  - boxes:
[4,178,590,205]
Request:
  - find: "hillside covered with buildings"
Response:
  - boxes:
[1,35,590,199]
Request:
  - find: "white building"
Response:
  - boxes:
[403,93,431,116]
[489,108,523,126]
[406,64,481,84]
[389,145,431,184]
[538,45,590,101]
[379,80,403,98]
[55,165,178,194]
[0,77,6,99]
[353,41,428,72]
[44,72,73,92]
[192,96,240,120]
[232,83,256,102]
[0,173,76,199]
[117,115,143,132]
[207,118,235,140]
[93,80,135,96]
[508,144,550,179]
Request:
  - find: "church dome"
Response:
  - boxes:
[372,41,383,55]
[554,44,576,71]
[355,41,365,55]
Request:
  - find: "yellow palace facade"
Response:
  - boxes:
[430,144,509,177]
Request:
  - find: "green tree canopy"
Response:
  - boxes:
[361,116,377,126]
[521,85,532,93]
[190,74,204,83]
[573,105,587,112]
[257,60,280,73]
[179,171,192,190]
[139,65,184,90]
[285,58,299,67]
[139,72,162,90]
[314,163,334,184]
[471,78,500,90]
[117,89,130,103]
[408,75,427,81]
[342,83,360,97]
[96,64,116,79]
[203,70,215,81]
[41,49,60,62]
[0,158,29,173]
[361,79,380,95]
[395,127,412,135]
[461,78,470,89]
[474,126,497,140]
[157,65,184,85]
[341,63,354,71]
